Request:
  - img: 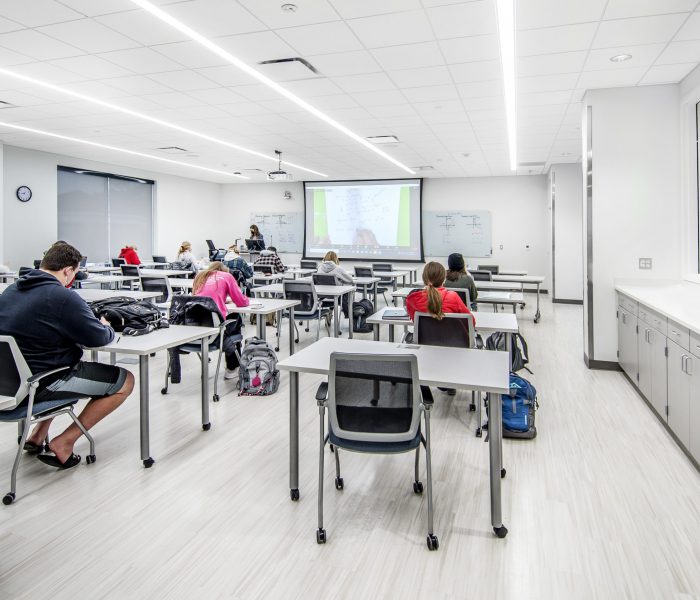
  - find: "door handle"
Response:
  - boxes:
[687,356,693,376]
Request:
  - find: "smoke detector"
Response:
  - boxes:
[267,150,294,181]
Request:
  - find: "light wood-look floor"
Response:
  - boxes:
[1,299,699,600]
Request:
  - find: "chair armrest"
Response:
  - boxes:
[27,365,71,385]
[315,382,328,402]
[420,385,434,408]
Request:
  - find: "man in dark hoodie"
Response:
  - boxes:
[0,242,134,469]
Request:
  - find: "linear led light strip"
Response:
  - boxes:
[496,0,517,171]
[129,0,416,176]
[0,120,247,178]
[0,67,326,178]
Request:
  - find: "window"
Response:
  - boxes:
[57,167,154,264]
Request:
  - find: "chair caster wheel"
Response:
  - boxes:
[202,423,211,431]
[494,525,508,538]
[161,388,168,395]
[370,399,378,406]
[316,528,327,544]
[86,454,96,464]
[501,468,506,478]
[334,477,344,490]
[413,481,424,494]
[294,338,299,343]
[213,394,219,402]
[275,347,279,352]
[329,444,334,453]
[3,492,16,505]
[143,457,155,468]
[476,429,482,438]
[469,403,476,412]
[290,488,300,501]
[426,534,439,551]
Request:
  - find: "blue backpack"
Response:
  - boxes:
[502,373,538,439]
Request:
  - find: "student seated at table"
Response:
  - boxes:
[175,241,197,270]
[406,261,474,324]
[444,253,478,309]
[0,242,134,469]
[254,246,287,274]
[118,244,141,265]
[317,250,353,284]
[223,244,253,279]
[168,262,249,383]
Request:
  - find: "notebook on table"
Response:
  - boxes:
[383,308,410,320]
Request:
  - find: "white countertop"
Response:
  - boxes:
[615,281,700,333]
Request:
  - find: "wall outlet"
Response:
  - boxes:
[639,258,652,270]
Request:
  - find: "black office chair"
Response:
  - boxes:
[79,257,87,268]
[162,296,242,402]
[451,289,476,312]
[372,263,394,306]
[139,274,174,314]
[0,335,96,505]
[120,264,140,290]
[300,260,318,269]
[314,353,438,549]
[152,256,169,269]
[112,258,126,268]
[470,270,492,282]
[478,265,499,275]
[253,264,273,275]
[277,280,331,350]
[32,260,41,269]
[354,266,382,305]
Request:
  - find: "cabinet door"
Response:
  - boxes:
[637,325,652,399]
[648,328,668,421]
[667,340,690,448]
[617,308,638,380]
[689,355,700,462]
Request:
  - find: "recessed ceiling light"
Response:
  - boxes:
[367,135,399,145]
[610,54,632,63]
[281,3,297,12]
[413,165,435,171]
[129,0,416,175]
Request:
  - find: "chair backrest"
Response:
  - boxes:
[80,257,87,267]
[0,335,32,409]
[230,269,248,287]
[112,258,126,267]
[414,312,475,348]
[205,239,216,252]
[372,263,392,272]
[328,353,421,444]
[140,274,173,304]
[300,260,318,269]
[152,255,168,263]
[451,288,471,307]
[283,280,319,315]
[120,265,140,277]
[478,264,499,275]
[312,273,338,286]
[470,270,492,281]
[33,260,41,269]
[253,264,273,275]
[354,266,373,278]
[168,295,222,345]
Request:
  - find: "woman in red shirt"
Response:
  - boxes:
[118,245,141,265]
[406,261,475,325]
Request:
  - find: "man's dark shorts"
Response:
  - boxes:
[35,361,127,403]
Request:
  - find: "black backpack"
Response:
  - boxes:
[91,297,168,335]
[352,299,374,333]
[485,332,532,373]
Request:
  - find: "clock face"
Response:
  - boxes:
[16,186,32,202]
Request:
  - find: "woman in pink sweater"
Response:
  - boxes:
[193,262,249,379]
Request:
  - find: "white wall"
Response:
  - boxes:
[549,163,583,302]
[1,145,223,267]
[583,85,683,364]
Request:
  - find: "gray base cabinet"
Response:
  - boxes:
[617,307,638,381]
[667,340,691,449]
[637,325,668,421]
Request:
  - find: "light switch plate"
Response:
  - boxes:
[639,258,652,270]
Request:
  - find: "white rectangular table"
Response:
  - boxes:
[492,275,545,322]
[499,270,527,276]
[89,324,218,468]
[140,269,192,278]
[475,291,525,314]
[85,265,120,274]
[75,288,162,302]
[225,298,300,351]
[168,278,194,290]
[0,272,18,282]
[84,275,139,289]
[277,336,511,538]
[285,267,315,279]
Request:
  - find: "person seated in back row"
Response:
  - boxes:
[254,246,287,274]
[317,250,353,284]
[118,244,141,265]
[223,244,254,279]
[443,253,478,310]
[0,242,134,468]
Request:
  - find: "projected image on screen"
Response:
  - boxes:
[304,179,422,262]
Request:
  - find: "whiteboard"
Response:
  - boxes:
[423,211,492,257]
[249,212,303,253]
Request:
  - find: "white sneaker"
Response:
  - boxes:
[224,368,237,380]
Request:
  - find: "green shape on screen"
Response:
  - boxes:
[396,186,410,246]
[314,190,328,238]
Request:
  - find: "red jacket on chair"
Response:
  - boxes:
[119,247,141,265]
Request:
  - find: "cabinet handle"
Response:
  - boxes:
[682,355,688,374]
[687,356,693,376]
[622,313,626,324]
[648,330,653,344]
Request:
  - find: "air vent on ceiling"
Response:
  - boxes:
[156,146,189,154]
[518,161,546,167]
[257,57,320,81]
[0,100,16,109]
[413,165,435,171]
[367,135,399,145]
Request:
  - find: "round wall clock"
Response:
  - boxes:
[16,186,32,202]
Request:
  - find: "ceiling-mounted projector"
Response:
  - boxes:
[267,149,293,181]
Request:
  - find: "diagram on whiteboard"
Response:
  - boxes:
[249,212,303,253]
[423,210,492,257]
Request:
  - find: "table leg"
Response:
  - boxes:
[257,314,265,340]
[90,350,98,362]
[534,282,541,323]
[333,295,339,337]
[373,285,378,308]
[201,338,210,431]
[488,391,507,538]
[289,371,300,501]
[389,324,395,343]
[373,323,380,341]
[289,306,295,355]
[347,292,353,339]
[512,303,516,314]
[139,355,154,468]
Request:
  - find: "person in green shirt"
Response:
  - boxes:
[444,253,478,310]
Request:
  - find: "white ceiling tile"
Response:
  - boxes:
[215,31,298,65]
[147,70,219,91]
[439,35,500,64]
[11,61,84,84]
[37,19,140,53]
[347,10,434,48]
[656,40,700,64]
[163,0,266,37]
[518,90,572,106]
[328,0,421,19]
[277,21,363,55]
[456,79,503,98]
[366,104,418,118]
[0,15,24,33]
[0,48,35,67]
[604,0,696,20]
[469,108,506,122]
[306,50,382,76]
[464,95,504,110]
[102,75,174,95]
[593,14,688,48]
[401,84,459,103]
[518,52,587,76]
[152,41,229,69]
[311,94,359,110]
[0,29,83,60]
[195,65,260,87]
[449,60,500,83]
[95,11,189,46]
[576,67,647,89]
[674,13,700,41]
[230,84,289,102]
[186,87,248,105]
[0,0,82,27]
[237,0,340,28]
[517,23,598,56]
[517,0,607,29]
[350,89,407,106]
[284,78,344,97]
[388,66,452,88]
[426,1,498,39]
[59,80,128,100]
[519,103,568,117]
[49,55,134,78]
[371,42,445,70]
[584,44,666,70]
[141,92,202,108]
[333,73,396,93]
[639,62,696,84]
[518,73,579,93]
[99,47,186,74]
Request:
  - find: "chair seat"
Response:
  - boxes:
[284,307,331,320]
[0,397,80,422]
[329,421,421,453]
[329,405,421,453]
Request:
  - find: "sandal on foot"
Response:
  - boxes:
[37,452,81,470]
[23,441,45,454]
